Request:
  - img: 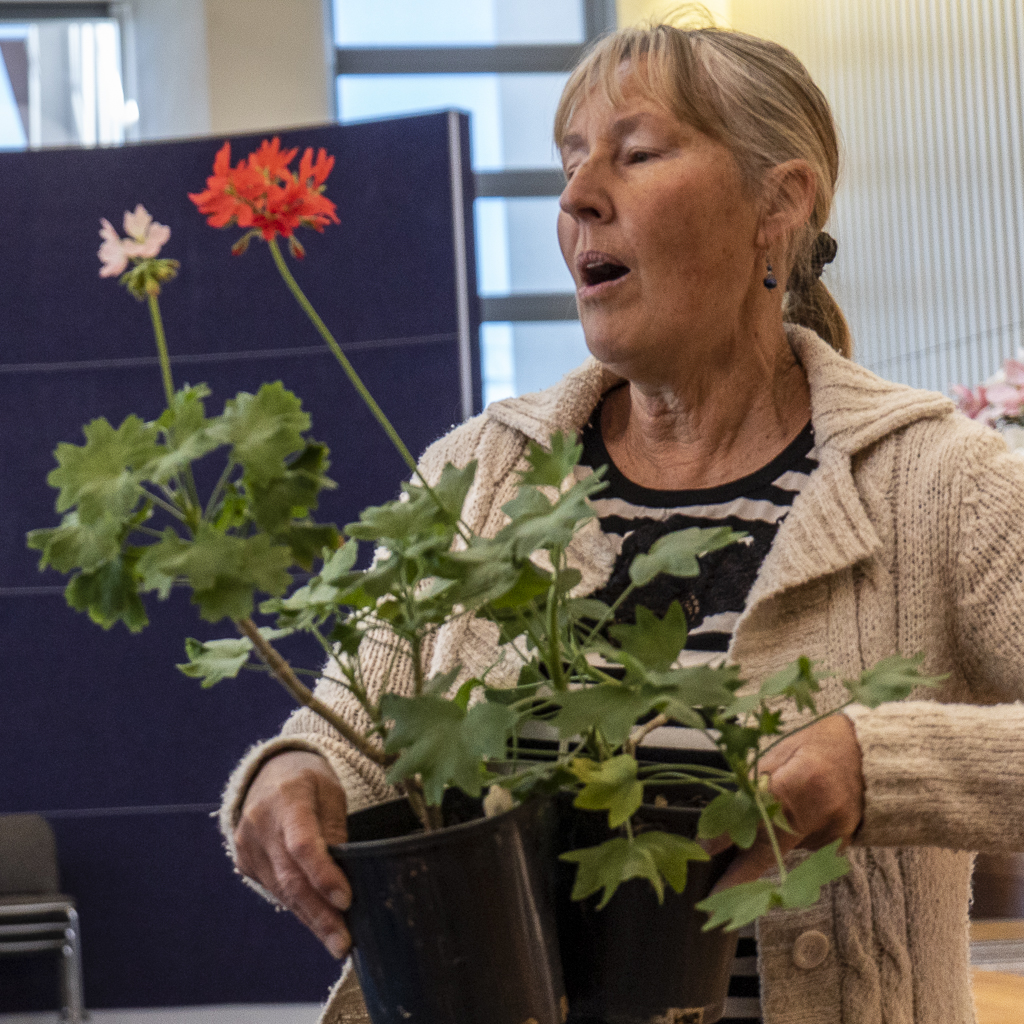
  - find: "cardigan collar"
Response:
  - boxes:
[484,325,955,609]
[484,325,953,458]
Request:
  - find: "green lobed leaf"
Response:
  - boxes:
[757,656,823,714]
[177,636,252,687]
[486,559,553,611]
[246,442,336,533]
[148,384,221,484]
[569,755,644,828]
[208,382,310,486]
[274,523,340,572]
[549,683,664,748]
[135,525,294,621]
[518,432,584,488]
[654,664,746,718]
[777,840,850,906]
[425,460,477,522]
[560,830,709,910]
[697,879,782,931]
[696,840,851,932]
[328,618,364,657]
[48,415,161,520]
[715,721,762,762]
[845,653,943,707]
[27,511,123,575]
[498,474,605,558]
[381,693,515,805]
[628,526,746,587]
[697,789,760,849]
[65,549,148,632]
[608,602,689,672]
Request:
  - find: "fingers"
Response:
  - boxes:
[711,832,792,892]
[234,751,354,958]
[710,714,865,892]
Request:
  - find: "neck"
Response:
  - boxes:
[601,325,811,490]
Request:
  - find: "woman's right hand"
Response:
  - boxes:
[234,750,353,959]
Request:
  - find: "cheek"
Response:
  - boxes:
[556,211,576,268]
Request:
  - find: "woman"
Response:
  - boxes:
[221,22,1024,1024]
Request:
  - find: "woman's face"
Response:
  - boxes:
[557,80,767,382]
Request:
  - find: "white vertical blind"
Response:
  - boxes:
[731,0,1024,393]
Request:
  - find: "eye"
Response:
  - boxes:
[626,150,655,165]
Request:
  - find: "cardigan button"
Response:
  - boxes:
[792,929,830,970]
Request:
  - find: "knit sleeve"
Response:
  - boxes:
[849,428,1024,851]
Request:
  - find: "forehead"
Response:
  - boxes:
[559,84,689,150]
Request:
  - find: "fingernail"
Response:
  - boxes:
[329,889,351,911]
[325,932,348,959]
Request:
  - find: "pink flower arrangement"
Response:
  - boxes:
[953,356,1024,427]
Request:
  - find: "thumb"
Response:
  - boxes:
[710,834,784,894]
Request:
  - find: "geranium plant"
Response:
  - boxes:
[26,137,939,931]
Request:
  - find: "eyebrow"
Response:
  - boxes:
[560,112,650,156]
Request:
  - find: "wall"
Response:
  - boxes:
[616,0,730,28]
[130,0,333,141]
[729,0,1024,394]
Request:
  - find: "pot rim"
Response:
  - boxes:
[331,792,543,859]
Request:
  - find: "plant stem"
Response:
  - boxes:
[235,617,394,768]
[401,776,443,832]
[267,236,475,544]
[546,564,567,691]
[203,458,237,522]
[267,237,418,475]
[759,702,852,757]
[138,487,190,522]
[625,713,668,758]
[147,291,203,518]
[582,580,638,643]
[147,292,176,409]
[750,780,788,883]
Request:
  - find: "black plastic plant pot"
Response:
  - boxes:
[553,789,738,1024]
[331,790,568,1024]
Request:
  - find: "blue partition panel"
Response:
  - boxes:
[0,113,479,1010]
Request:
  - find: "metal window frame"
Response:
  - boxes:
[336,43,587,77]
[0,3,111,20]
[332,0,610,326]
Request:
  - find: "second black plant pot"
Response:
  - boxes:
[553,789,738,1024]
[331,790,567,1024]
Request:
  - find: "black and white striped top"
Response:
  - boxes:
[576,404,820,1024]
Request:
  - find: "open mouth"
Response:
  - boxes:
[579,256,630,287]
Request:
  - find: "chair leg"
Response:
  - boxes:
[60,908,86,1022]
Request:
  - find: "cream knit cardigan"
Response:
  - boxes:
[221,326,1024,1024]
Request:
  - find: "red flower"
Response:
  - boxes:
[188,137,339,250]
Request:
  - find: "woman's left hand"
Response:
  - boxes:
[711,713,865,891]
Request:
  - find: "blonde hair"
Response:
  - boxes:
[554,20,852,358]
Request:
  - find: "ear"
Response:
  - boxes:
[755,159,817,250]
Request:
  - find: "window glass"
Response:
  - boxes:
[333,0,586,405]
[334,0,584,46]
[483,321,589,402]
[337,74,503,167]
[0,18,130,149]
[510,321,588,394]
[0,25,28,148]
[337,73,567,171]
[503,197,573,293]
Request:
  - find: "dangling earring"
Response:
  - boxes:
[763,258,778,290]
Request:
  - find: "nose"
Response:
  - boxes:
[559,156,611,223]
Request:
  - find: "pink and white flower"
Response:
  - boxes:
[98,204,171,278]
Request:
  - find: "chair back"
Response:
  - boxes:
[0,813,60,895]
